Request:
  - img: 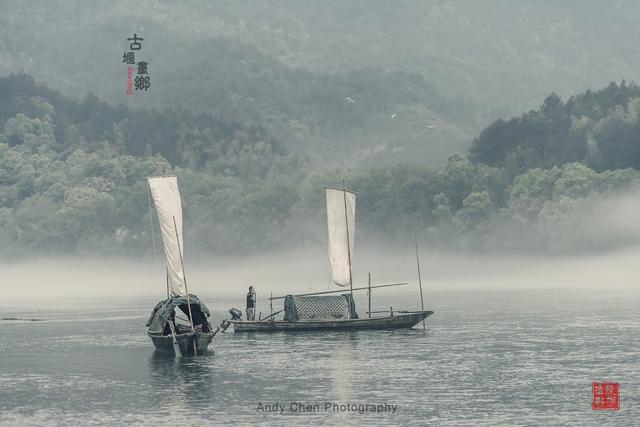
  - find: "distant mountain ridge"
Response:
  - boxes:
[8,1,638,168]
[0,1,475,167]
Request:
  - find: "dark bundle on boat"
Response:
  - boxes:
[146,294,215,355]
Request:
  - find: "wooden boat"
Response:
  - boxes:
[230,185,434,333]
[145,176,218,355]
[146,294,215,355]
[232,310,433,332]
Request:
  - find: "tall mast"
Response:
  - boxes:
[414,233,426,330]
[173,216,197,354]
[173,216,194,331]
[368,272,372,318]
[166,267,169,298]
[147,180,163,297]
[342,179,354,297]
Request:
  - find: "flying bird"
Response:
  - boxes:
[390,113,397,119]
[345,97,356,103]
[425,124,438,129]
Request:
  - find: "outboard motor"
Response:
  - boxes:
[219,308,243,333]
[229,308,243,320]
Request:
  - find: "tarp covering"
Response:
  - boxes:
[148,176,186,296]
[146,294,210,334]
[284,294,358,322]
[326,188,356,287]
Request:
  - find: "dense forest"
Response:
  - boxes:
[2,74,640,257]
[5,1,640,169]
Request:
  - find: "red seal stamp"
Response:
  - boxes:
[592,382,619,410]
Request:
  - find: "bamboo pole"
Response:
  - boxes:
[259,309,284,322]
[414,233,426,330]
[166,267,170,299]
[269,282,407,300]
[368,272,372,318]
[167,319,181,356]
[147,181,163,297]
[367,310,426,314]
[173,216,197,355]
[342,180,354,298]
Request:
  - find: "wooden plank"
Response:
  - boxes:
[269,282,408,300]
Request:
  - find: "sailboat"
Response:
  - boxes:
[144,176,218,355]
[230,185,433,332]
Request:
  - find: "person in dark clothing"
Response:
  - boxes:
[246,285,256,321]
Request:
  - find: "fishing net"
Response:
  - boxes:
[284,294,358,322]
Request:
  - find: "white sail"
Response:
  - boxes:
[148,176,187,296]
[326,187,356,287]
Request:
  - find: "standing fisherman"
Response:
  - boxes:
[246,285,257,321]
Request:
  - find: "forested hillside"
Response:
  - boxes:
[0,0,473,168]
[470,82,640,173]
[4,1,640,168]
[2,75,640,257]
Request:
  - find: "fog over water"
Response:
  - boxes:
[2,247,639,307]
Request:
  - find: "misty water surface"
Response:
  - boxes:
[0,250,638,425]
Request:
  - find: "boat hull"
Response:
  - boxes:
[148,330,214,355]
[231,310,433,332]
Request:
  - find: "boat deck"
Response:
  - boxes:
[231,310,433,332]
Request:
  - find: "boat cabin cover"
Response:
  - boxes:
[146,294,211,334]
[283,294,358,322]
